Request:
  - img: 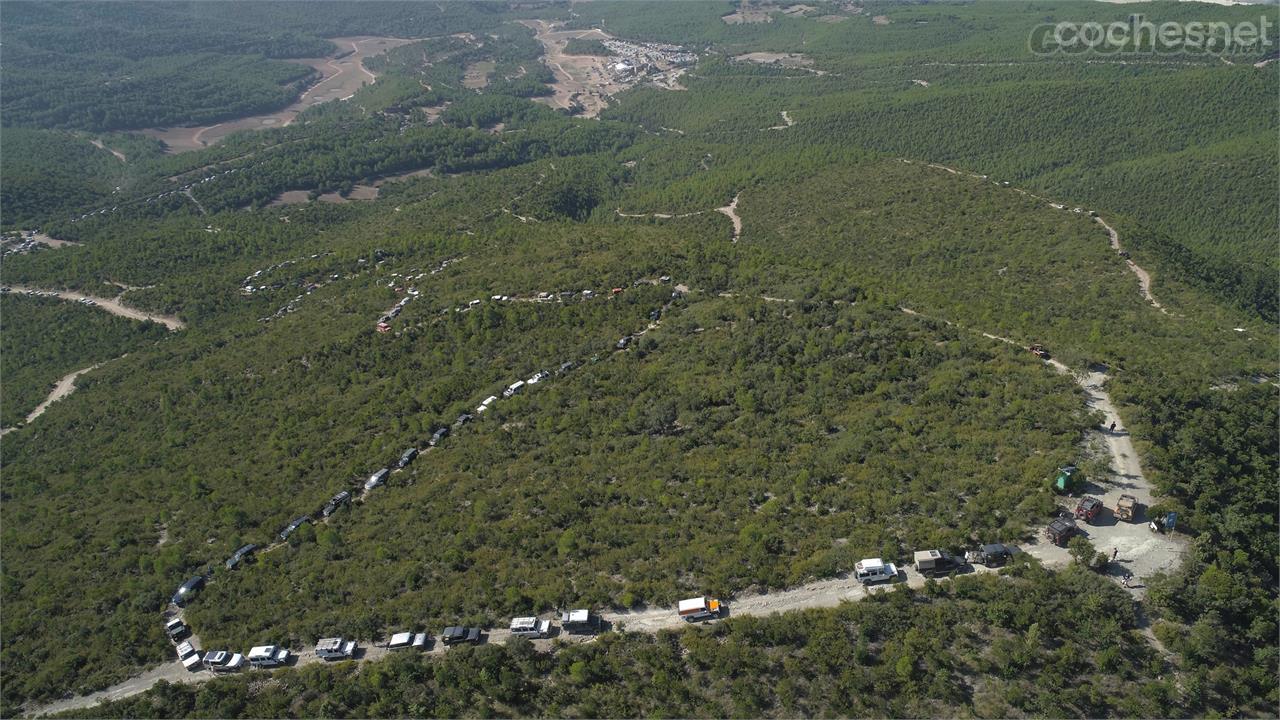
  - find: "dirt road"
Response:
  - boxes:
[716,192,743,242]
[141,37,415,152]
[89,138,127,163]
[902,158,1171,314]
[0,363,104,438]
[1093,215,1168,314]
[7,285,185,330]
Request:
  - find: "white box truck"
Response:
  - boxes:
[677,596,723,622]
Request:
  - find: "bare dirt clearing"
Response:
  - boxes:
[735,51,814,67]
[30,233,79,248]
[462,60,496,89]
[141,37,416,153]
[267,168,433,206]
[520,20,621,117]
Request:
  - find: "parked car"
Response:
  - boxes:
[279,515,311,541]
[247,645,291,668]
[398,448,418,468]
[853,558,898,585]
[203,651,245,673]
[171,576,205,606]
[1075,496,1104,523]
[441,626,482,645]
[321,490,352,517]
[164,617,189,641]
[509,617,552,638]
[388,632,429,651]
[965,544,1017,567]
[428,426,450,447]
[364,468,390,491]
[453,413,473,429]
[225,543,258,570]
[315,637,357,660]
[1046,517,1079,546]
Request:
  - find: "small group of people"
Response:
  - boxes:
[1112,548,1135,588]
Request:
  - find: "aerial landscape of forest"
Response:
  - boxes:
[0,1,1276,718]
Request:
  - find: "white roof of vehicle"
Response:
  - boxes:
[389,632,414,646]
[225,653,245,667]
[247,645,277,659]
[182,653,202,668]
[510,617,540,630]
[913,550,942,563]
[856,558,886,571]
[678,597,708,612]
[564,609,590,623]
[176,641,196,658]
[315,637,346,651]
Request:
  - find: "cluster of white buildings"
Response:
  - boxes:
[601,38,697,81]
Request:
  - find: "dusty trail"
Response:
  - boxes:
[716,192,743,242]
[902,158,1170,314]
[0,363,104,437]
[901,306,1186,589]
[89,138,127,163]
[7,285,185,330]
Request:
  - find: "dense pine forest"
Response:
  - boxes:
[0,1,1275,718]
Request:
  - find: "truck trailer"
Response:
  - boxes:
[678,596,722,622]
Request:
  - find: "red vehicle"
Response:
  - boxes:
[611,287,624,295]
[1075,496,1103,523]
[376,322,391,333]
[1029,343,1050,360]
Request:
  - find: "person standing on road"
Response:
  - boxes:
[1109,421,1116,432]
[1112,548,1118,562]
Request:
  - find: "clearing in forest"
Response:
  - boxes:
[141,37,417,153]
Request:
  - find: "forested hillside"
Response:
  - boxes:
[1,1,1275,717]
[0,294,171,427]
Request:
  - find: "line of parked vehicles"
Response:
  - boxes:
[167,609,610,673]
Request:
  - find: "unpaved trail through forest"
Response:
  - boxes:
[0,363,105,438]
[6,285,185,330]
[25,286,1184,717]
[902,158,1170,314]
[716,192,743,241]
[89,138,127,163]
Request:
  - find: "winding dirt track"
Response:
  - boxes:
[7,286,185,330]
[902,159,1169,314]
